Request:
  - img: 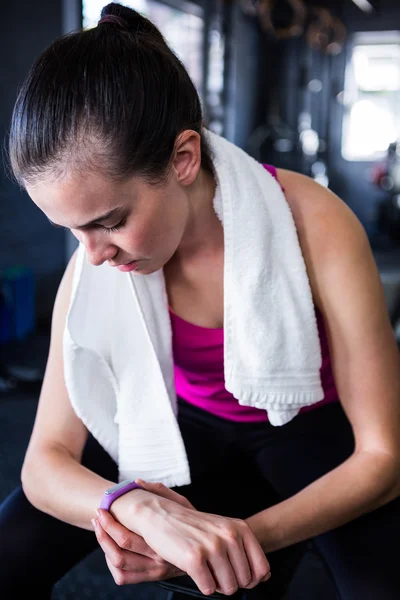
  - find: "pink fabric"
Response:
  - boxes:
[170,165,339,422]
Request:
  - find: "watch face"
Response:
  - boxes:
[105,479,133,495]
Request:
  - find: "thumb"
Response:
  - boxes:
[136,479,196,510]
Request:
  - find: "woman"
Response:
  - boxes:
[0,2,399,599]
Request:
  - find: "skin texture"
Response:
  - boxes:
[27,131,219,280]
[23,130,270,595]
[22,129,400,595]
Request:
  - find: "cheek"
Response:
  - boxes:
[120,227,147,252]
[125,215,159,245]
[122,204,182,254]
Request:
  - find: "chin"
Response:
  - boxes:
[135,263,158,275]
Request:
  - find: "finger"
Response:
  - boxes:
[96,509,157,558]
[93,519,155,572]
[241,531,271,589]
[208,552,239,596]
[136,480,196,510]
[105,555,184,586]
[185,555,218,597]
[224,536,252,590]
[94,519,186,585]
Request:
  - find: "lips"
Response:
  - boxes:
[116,261,138,273]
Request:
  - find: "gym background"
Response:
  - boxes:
[1,1,399,598]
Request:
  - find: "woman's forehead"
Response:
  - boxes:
[26,172,133,227]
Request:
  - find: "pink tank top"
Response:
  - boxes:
[170,165,339,422]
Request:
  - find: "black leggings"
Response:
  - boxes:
[0,400,399,599]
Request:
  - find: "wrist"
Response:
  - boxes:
[246,508,282,553]
[110,488,154,533]
[100,479,144,510]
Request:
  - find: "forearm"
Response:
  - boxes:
[21,446,115,530]
[246,450,400,553]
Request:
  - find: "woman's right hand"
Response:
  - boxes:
[92,512,185,585]
[106,484,271,596]
[92,480,195,585]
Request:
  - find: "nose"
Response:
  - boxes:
[79,232,118,266]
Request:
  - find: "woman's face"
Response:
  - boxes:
[25,133,202,274]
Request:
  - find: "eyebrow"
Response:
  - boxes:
[47,207,123,230]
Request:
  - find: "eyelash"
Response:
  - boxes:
[100,218,127,234]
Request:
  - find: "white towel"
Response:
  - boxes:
[63,129,324,486]
[207,129,323,425]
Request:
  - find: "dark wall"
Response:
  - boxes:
[224,2,265,149]
[0,1,66,326]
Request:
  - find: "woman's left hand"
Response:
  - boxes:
[93,481,195,586]
[93,511,186,585]
[135,479,197,510]
[106,481,271,596]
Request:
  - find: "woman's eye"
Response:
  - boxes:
[101,218,127,234]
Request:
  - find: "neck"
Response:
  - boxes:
[175,167,222,262]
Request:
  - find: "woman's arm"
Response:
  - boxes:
[246,169,400,553]
[20,250,270,595]
[21,250,119,530]
[20,242,270,597]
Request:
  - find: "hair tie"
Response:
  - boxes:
[98,14,128,29]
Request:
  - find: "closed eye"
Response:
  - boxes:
[100,218,127,234]
[47,216,127,233]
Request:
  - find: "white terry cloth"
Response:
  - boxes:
[63,128,323,486]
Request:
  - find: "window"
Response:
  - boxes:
[341,32,400,161]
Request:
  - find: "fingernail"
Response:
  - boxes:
[96,509,101,519]
[91,518,97,530]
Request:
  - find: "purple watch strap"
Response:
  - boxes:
[100,479,143,511]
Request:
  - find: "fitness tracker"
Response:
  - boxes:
[99,479,143,511]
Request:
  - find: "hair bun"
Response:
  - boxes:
[99,2,161,38]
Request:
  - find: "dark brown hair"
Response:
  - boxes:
[8,2,213,187]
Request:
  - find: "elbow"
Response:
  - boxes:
[379,452,400,498]
[382,469,400,504]
[21,454,45,511]
[21,459,35,506]
[360,449,400,505]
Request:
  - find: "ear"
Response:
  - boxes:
[172,130,201,186]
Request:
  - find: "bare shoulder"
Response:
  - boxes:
[22,246,87,475]
[276,168,367,253]
[276,168,373,308]
[43,247,79,350]
[54,247,78,315]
